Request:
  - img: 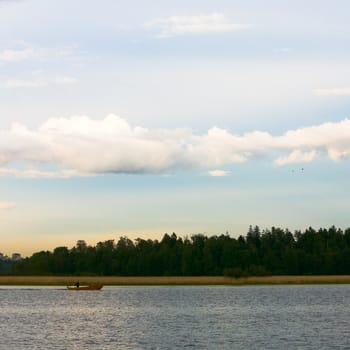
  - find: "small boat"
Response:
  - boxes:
[67,284,103,291]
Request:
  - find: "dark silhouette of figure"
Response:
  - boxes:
[75,282,80,288]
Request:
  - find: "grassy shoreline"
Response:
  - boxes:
[1,275,350,286]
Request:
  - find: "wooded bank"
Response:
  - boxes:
[3,225,350,277]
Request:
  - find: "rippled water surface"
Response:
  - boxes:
[0,285,349,349]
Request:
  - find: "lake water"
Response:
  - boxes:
[0,285,349,349]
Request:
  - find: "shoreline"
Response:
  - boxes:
[1,275,350,286]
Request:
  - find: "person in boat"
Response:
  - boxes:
[75,282,80,288]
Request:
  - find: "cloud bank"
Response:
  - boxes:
[145,13,251,38]
[0,114,349,178]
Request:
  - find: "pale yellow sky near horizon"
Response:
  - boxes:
[0,226,237,257]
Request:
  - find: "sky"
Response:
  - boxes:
[1,0,350,256]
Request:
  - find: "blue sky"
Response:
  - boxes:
[0,0,350,256]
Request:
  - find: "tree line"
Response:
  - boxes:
[6,225,350,276]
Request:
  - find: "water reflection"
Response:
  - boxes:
[0,285,349,349]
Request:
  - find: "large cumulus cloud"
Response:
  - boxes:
[0,114,350,178]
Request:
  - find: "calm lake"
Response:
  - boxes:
[0,285,349,349]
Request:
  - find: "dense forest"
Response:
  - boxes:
[6,225,350,276]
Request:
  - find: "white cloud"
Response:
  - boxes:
[274,150,318,166]
[0,115,350,178]
[327,148,350,161]
[145,13,251,38]
[0,167,90,179]
[208,170,230,177]
[0,46,75,63]
[0,201,16,210]
[0,48,34,62]
[313,88,350,96]
[5,75,78,89]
